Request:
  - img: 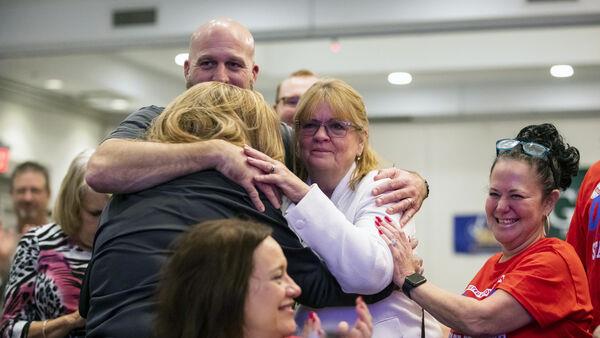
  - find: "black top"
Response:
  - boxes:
[80,170,393,338]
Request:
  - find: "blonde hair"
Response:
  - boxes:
[147,82,284,163]
[53,149,96,237]
[293,78,378,190]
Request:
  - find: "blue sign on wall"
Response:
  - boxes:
[454,214,500,254]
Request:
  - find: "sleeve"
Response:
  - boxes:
[284,181,396,295]
[496,248,583,327]
[104,106,162,141]
[271,222,395,308]
[0,232,40,338]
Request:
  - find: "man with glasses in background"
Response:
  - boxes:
[274,69,319,126]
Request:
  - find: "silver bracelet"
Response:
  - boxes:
[42,319,49,338]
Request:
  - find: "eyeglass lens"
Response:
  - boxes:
[496,139,549,158]
[300,120,352,138]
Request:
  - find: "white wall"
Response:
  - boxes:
[370,115,600,292]
[0,88,105,227]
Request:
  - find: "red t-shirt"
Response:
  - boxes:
[450,238,593,338]
[567,160,600,328]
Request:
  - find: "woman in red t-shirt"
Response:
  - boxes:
[379,123,594,338]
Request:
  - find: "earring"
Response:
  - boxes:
[355,154,362,162]
[543,214,551,235]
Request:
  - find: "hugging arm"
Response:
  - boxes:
[373,168,428,227]
[281,243,394,308]
[270,218,393,308]
[246,146,399,295]
[86,108,279,211]
[284,188,396,294]
[378,220,535,336]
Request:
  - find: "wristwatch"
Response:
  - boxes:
[401,272,427,299]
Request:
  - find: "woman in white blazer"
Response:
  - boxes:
[245,78,442,338]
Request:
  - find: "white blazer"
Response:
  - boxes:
[284,165,442,338]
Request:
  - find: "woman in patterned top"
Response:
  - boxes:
[0,150,109,338]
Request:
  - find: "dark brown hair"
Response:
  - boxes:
[155,219,272,338]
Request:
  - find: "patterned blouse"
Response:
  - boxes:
[0,223,90,338]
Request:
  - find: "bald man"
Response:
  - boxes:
[184,19,258,89]
[274,69,319,125]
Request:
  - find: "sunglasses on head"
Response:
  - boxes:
[495,139,551,159]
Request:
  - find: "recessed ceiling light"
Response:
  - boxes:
[110,98,129,111]
[44,79,63,90]
[550,65,574,78]
[387,72,413,85]
[175,53,188,66]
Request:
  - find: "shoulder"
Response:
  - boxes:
[540,238,585,269]
[19,223,63,245]
[127,105,164,120]
[106,105,165,140]
[348,169,392,202]
[511,238,582,276]
[354,170,383,193]
[529,238,578,259]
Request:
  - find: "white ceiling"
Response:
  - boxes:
[1,0,599,124]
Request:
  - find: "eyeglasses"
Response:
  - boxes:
[277,95,301,107]
[298,120,357,138]
[496,139,551,159]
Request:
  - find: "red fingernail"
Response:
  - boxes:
[385,216,392,222]
[375,216,382,222]
[309,311,316,321]
[378,229,383,235]
[374,220,380,227]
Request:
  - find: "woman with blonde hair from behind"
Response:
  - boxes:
[147,80,284,163]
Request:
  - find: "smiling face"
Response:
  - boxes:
[244,236,301,338]
[299,102,365,185]
[485,159,559,256]
[11,170,50,231]
[184,20,258,89]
